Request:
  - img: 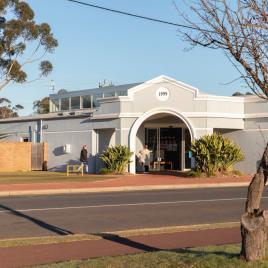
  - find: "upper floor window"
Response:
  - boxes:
[104,92,115,98]
[61,98,69,110]
[71,96,80,110]
[93,94,103,108]
[117,91,128,96]
[82,95,91,109]
[50,99,59,112]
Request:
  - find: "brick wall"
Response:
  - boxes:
[0,142,48,172]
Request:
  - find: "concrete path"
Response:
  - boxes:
[0,173,252,196]
[0,227,241,268]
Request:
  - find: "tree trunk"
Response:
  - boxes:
[240,143,268,261]
[241,211,266,261]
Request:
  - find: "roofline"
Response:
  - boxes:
[0,111,96,123]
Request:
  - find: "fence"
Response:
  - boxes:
[0,142,48,172]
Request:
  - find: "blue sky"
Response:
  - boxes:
[2,0,247,115]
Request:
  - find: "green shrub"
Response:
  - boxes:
[186,170,202,178]
[99,168,111,174]
[191,133,244,177]
[100,145,133,174]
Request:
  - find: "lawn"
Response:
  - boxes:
[34,244,268,268]
[0,171,117,184]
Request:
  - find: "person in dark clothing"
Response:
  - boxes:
[79,145,88,174]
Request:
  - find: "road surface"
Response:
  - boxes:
[0,187,267,239]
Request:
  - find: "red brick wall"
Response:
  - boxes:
[0,142,32,171]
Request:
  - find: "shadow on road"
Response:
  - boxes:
[0,204,74,235]
[94,232,160,252]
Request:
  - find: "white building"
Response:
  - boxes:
[0,75,266,174]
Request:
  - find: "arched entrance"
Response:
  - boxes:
[129,108,195,174]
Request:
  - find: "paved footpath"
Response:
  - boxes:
[0,173,252,196]
[1,227,241,268]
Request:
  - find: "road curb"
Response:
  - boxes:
[0,182,250,196]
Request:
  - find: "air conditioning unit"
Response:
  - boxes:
[63,144,71,154]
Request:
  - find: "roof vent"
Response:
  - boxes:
[58,89,68,96]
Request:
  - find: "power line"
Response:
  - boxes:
[66,0,216,33]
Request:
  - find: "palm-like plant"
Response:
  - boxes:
[191,133,244,176]
[100,145,133,174]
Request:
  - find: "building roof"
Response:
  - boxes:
[49,82,142,99]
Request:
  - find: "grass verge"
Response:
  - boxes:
[33,243,268,268]
[0,171,118,184]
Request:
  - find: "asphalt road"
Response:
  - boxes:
[0,187,268,239]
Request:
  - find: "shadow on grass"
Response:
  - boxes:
[172,247,239,259]
[93,232,240,260]
[0,204,74,236]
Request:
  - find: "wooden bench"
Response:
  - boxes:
[153,161,173,170]
[66,164,83,176]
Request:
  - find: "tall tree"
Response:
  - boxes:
[176,0,268,261]
[33,96,49,114]
[0,0,58,90]
[0,97,23,118]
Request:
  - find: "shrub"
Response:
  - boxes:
[186,170,202,178]
[99,168,111,174]
[191,133,244,177]
[100,145,133,174]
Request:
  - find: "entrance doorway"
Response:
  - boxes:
[145,127,191,171]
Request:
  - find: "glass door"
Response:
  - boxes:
[160,128,182,170]
[146,128,182,171]
[145,128,160,171]
[184,129,192,169]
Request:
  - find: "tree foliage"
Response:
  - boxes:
[33,96,49,114]
[0,0,58,90]
[176,0,268,99]
[0,97,23,118]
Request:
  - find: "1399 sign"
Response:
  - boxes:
[156,87,170,101]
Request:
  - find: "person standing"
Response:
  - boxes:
[139,145,151,173]
[79,144,88,174]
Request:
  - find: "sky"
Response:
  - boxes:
[2,0,248,116]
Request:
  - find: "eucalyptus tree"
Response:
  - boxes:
[0,97,23,118]
[0,0,58,90]
[176,0,268,261]
[33,96,49,114]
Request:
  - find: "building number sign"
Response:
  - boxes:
[156,87,170,101]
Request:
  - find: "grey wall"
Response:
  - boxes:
[222,129,267,174]
[95,128,115,171]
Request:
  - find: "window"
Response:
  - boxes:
[50,99,59,112]
[20,137,29,142]
[92,94,103,108]
[82,95,91,109]
[61,98,69,110]
[104,92,115,98]
[117,91,128,96]
[71,96,80,110]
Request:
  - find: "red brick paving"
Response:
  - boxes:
[0,173,252,193]
[1,227,241,268]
